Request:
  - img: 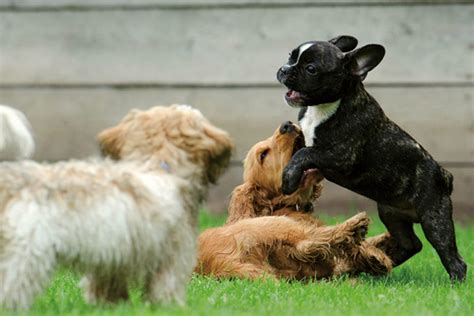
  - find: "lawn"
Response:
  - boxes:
[3,211,473,316]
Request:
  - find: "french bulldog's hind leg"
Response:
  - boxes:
[417,194,467,282]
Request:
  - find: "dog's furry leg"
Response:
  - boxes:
[341,233,396,275]
[343,242,393,276]
[145,229,196,307]
[291,212,370,263]
[365,232,399,260]
[0,244,56,309]
[145,265,188,306]
[365,232,393,249]
[80,274,129,304]
[311,212,369,247]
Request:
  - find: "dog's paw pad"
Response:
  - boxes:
[345,213,370,243]
[351,213,370,226]
[357,226,368,238]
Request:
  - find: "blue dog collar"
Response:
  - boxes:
[159,161,172,173]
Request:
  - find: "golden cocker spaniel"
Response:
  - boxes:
[196,121,392,280]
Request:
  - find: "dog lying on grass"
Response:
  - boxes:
[196,121,392,280]
[0,104,233,309]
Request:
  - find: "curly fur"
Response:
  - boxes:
[196,122,392,280]
[197,211,379,280]
[0,104,233,309]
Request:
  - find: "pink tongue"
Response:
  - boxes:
[286,90,299,98]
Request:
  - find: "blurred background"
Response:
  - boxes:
[0,0,472,219]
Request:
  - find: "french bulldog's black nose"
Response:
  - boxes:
[277,65,290,83]
[280,121,295,134]
[280,65,290,74]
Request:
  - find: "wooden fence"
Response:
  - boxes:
[0,0,472,217]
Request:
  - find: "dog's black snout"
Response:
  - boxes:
[277,65,290,82]
[280,121,295,134]
[280,65,290,74]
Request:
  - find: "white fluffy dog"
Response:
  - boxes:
[0,104,233,309]
[0,105,35,160]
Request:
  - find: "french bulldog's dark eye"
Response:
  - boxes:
[306,65,317,74]
[259,149,270,163]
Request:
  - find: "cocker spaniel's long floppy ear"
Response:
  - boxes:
[97,125,124,160]
[226,183,258,224]
[226,182,271,224]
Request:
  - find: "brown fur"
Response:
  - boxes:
[197,213,371,280]
[196,123,392,280]
[226,126,322,224]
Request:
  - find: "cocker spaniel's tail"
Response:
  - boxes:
[0,105,35,161]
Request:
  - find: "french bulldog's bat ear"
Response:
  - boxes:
[345,44,385,77]
[328,35,358,52]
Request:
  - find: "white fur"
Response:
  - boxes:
[287,43,314,67]
[0,105,231,310]
[0,160,196,309]
[300,100,341,146]
[0,105,34,160]
[176,104,204,118]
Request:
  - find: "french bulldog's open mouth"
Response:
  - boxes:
[285,89,306,106]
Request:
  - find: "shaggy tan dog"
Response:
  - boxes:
[196,121,392,280]
[0,104,233,309]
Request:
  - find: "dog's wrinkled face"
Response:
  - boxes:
[276,35,385,107]
[277,41,347,107]
[98,104,233,183]
[244,121,323,196]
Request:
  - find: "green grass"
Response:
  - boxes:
[3,211,473,316]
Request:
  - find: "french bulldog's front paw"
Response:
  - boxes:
[282,166,302,195]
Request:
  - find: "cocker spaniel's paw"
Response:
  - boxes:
[345,212,370,244]
[351,245,393,276]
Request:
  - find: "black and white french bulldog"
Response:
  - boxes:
[276,35,467,282]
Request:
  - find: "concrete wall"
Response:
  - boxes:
[0,1,473,217]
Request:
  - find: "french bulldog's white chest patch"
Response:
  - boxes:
[300,100,341,147]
